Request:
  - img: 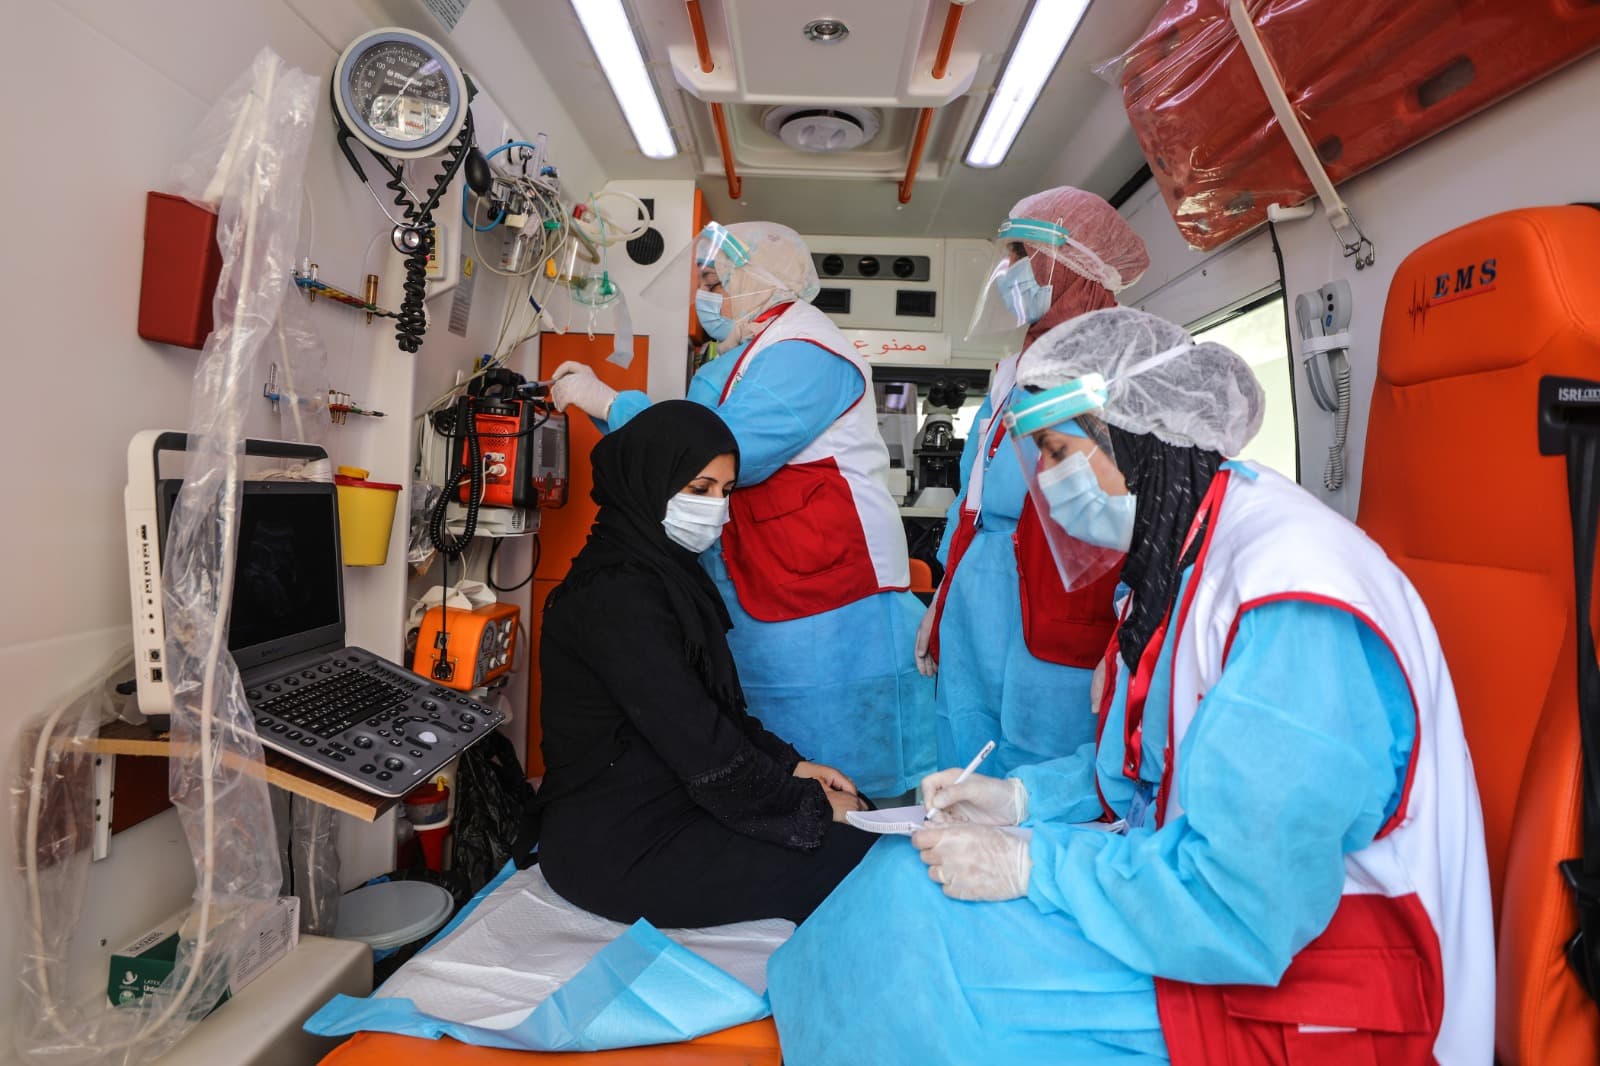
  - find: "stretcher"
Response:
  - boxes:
[308,863,790,1060]
[319,1019,782,1065]
[1115,0,1600,250]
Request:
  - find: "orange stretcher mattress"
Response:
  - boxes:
[319,1018,782,1065]
[1116,0,1600,250]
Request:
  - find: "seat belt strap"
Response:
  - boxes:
[1543,375,1600,999]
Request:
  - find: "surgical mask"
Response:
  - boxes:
[695,289,734,341]
[663,491,731,553]
[997,257,1053,324]
[1037,452,1135,552]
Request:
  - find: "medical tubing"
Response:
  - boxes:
[1325,354,1351,491]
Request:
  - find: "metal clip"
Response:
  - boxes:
[1332,209,1376,270]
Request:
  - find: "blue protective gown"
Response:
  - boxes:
[766,591,1416,1065]
[600,339,937,797]
[933,385,1096,776]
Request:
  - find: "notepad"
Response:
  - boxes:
[846,807,1126,837]
[845,804,928,835]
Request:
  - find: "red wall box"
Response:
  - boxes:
[1115,0,1600,252]
[137,191,223,350]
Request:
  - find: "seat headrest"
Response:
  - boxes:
[1378,206,1600,388]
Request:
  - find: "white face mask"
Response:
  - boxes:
[662,491,731,554]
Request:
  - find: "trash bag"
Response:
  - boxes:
[450,731,538,895]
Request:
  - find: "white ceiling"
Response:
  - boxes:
[501,0,1167,238]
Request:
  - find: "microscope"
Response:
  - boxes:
[909,377,969,510]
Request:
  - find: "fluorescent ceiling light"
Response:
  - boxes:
[966,0,1092,168]
[571,0,677,159]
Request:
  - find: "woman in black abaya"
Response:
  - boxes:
[537,400,876,926]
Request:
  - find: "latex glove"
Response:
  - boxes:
[550,361,617,420]
[794,760,858,795]
[824,784,869,823]
[914,603,938,678]
[921,769,1027,827]
[912,825,1032,901]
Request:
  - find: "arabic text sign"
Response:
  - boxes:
[840,330,951,366]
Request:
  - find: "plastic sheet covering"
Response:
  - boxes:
[270,789,341,936]
[1104,0,1600,251]
[13,49,317,1064]
[270,289,332,449]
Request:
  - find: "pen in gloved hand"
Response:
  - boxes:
[925,740,995,821]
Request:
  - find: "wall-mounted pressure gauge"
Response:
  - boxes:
[330,26,483,353]
[333,28,467,160]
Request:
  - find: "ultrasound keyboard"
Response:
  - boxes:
[243,647,503,798]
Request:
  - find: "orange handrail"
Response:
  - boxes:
[932,1,964,80]
[898,108,934,204]
[901,2,964,204]
[710,102,742,199]
[685,0,714,74]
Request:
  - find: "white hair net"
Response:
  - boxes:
[1015,307,1265,456]
[1010,186,1150,294]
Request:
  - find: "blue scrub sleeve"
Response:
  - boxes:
[936,392,992,566]
[702,339,864,486]
[1009,741,1106,825]
[1023,601,1414,986]
[593,389,651,434]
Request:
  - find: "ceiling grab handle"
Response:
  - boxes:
[1227,0,1375,269]
[685,0,714,74]
[711,102,742,200]
[899,108,935,205]
[900,0,969,205]
[684,3,741,199]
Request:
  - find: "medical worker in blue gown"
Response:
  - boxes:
[767,309,1494,1065]
[918,187,1149,776]
[550,221,935,798]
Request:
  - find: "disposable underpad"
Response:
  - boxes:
[304,862,794,1052]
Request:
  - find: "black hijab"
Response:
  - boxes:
[552,400,744,710]
[1109,424,1225,672]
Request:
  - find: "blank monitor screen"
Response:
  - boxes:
[158,481,342,655]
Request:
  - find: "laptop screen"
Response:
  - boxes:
[158,480,345,666]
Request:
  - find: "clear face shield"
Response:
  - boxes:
[642,222,800,344]
[1003,373,1133,592]
[966,217,1128,339]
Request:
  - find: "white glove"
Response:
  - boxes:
[550,361,617,420]
[912,825,1032,901]
[914,603,938,678]
[921,769,1027,827]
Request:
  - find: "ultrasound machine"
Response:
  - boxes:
[125,431,504,799]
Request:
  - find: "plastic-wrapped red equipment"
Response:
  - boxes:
[1111,0,1600,251]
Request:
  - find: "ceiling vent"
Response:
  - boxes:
[761,105,881,153]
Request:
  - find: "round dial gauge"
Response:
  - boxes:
[334,28,466,159]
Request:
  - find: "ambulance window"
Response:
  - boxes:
[1191,295,1299,479]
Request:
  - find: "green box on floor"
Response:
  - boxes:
[108,897,300,1011]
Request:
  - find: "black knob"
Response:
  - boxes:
[353,736,373,749]
[820,254,844,276]
[856,255,880,277]
[892,256,916,278]
[384,757,405,771]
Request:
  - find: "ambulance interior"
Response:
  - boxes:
[7,0,1600,1062]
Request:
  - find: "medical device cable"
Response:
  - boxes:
[486,533,540,593]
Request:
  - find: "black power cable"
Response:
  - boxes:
[1267,219,1306,486]
[487,534,540,593]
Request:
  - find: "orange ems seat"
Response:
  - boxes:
[1357,205,1600,1064]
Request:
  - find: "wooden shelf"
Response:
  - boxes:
[91,721,398,823]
